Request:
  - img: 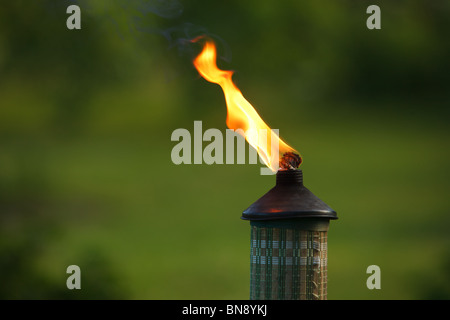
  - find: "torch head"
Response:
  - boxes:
[241,169,337,223]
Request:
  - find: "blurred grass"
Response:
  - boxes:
[1,0,450,299]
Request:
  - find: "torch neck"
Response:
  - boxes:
[276,169,303,186]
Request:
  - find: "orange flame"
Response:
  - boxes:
[192,37,298,172]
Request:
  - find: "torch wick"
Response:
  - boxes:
[279,152,302,170]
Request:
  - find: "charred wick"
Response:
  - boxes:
[279,152,302,170]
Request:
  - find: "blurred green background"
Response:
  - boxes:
[1,0,449,299]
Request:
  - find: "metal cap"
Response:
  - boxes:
[241,169,338,221]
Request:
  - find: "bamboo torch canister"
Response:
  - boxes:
[242,169,337,300]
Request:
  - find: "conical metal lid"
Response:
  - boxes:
[241,169,338,221]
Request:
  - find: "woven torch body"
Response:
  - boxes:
[250,222,327,300]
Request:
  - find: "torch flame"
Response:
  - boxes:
[192,37,299,172]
